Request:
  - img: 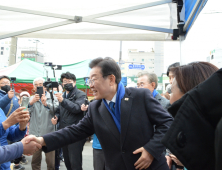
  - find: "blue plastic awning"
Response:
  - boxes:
[183,0,208,34]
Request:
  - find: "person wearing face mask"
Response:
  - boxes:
[28,77,59,170]
[51,72,86,170]
[0,76,20,118]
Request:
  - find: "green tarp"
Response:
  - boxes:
[0,59,91,89]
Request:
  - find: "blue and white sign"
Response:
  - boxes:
[128,64,145,70]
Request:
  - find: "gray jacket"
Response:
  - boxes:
[28,92,59,137]
[154,93,171,110]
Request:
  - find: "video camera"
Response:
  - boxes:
[43,81,59,91]
[43,62,63,116]
[43,62,62,92]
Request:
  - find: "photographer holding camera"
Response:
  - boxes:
[28,77,59,170]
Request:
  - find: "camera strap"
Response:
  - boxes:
[6,100,13,117]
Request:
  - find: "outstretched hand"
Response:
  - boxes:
[21,135,42,155]
[24,135,45,146]
[133,147,154,170]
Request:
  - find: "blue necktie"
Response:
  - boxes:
[109,102,115,115]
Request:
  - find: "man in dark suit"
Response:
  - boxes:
[25,57,173,170]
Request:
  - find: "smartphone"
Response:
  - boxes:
[21,96,30,111]
[36,86,43,98]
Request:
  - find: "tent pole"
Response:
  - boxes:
[9,37,17,66]
[83,19,173,34]
[86,0,172,19]
[0,20,73,40]
[119,41,122,66]
[179,35,185,65]
[0,0,171,20]
[183,0,202,32]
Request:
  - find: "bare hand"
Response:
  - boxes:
[55,93,63,103]
[41,94,47,107]
[19,112,30,131]
[170,154,184,167]
[81,104,88,111]
[133,147,154,170]
[30,94,40,105]
[2,107,30,130]
[24,135,46,146]
[51,116,58,125]
[8,90,14,99]
[166,156,172,169]
[21,136,42,155]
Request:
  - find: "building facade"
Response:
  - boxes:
[0,39,11,69]
[207,48,222,68]
[154,42,164,77]
[120,49,155,77]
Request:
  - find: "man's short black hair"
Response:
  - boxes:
[0,75,10,81]
[167,62,180,76]
[89,57,121,84]
[60,72,76,82]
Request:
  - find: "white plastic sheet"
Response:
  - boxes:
[0,0,178,41]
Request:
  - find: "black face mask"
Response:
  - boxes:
[64,83,74,92]
[1,85,10,93]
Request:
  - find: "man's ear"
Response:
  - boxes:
[151,82,156,89]
[110,75,116,85]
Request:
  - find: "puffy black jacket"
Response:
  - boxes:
[56,86,86,129]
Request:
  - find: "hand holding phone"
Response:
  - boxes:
[21,96,30,111]
[36,86,43,98]
[30,94,40,106]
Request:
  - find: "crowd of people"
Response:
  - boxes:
[0,57,221,170]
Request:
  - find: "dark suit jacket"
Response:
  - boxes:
[42,87,173,170]
[162,68,222,170]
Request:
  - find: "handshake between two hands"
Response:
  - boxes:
[21,135,46,155]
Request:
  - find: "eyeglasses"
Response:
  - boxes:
[87,74,112,86]
[137,82,149,88]
[0,82,10,85]
[63,80,74,84]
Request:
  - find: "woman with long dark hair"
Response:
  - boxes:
[164,62,219,170]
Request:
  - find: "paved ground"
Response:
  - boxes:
[22,141,93,170]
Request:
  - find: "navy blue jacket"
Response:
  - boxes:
[0,90,20,116]
[42,87,173,170]
[0,108,26,170]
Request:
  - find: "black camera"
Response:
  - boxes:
[10,77,16,90]
[43,81,59,91]
[10,77,16,81]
